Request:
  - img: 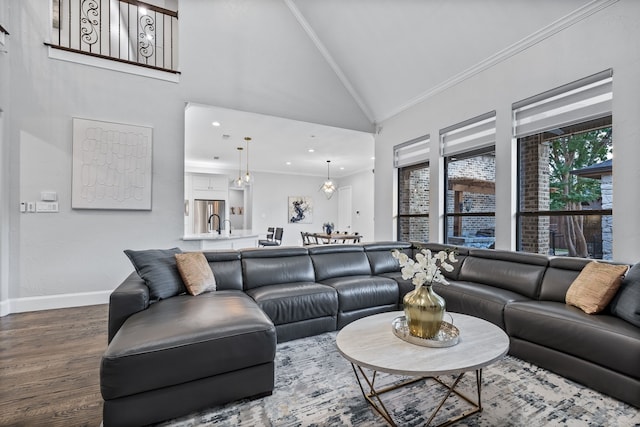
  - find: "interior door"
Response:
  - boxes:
[338,186,352,233]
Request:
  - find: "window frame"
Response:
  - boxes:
[397,161,430,242]
[443,146,496,245]
[515,117,613,259]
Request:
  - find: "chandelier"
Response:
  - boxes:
[320,160,336,199]
[233,146,244,188]
[243,137,253,184]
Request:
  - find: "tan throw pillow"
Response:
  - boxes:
[566,261,628,314]
[175,252,216,296]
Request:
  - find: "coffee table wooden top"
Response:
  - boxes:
[336,311,509,376]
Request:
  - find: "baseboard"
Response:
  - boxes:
[0,299,10,317]
[2,290,111,315]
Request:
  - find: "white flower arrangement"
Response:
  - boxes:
[392,249,458,289]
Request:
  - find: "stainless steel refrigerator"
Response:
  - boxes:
[193,199,226,234]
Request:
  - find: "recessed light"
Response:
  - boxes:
[371,156,375,160]
[308,149,315,153]
[286,161,291,165]
[340,167,344,170]
[212,121,221,127]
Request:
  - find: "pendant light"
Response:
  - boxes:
[243,137,253,185]
[320,160,336,199]
[233,146,244,188]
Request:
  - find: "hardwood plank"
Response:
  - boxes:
[0,305,108,426]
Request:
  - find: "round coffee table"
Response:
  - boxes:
[336,311,509,426]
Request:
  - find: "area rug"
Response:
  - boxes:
[158,332,639,426]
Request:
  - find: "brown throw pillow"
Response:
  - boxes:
[565,261,628,314]
[175,252,216,296]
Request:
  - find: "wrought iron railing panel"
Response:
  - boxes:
[50,0,178,73]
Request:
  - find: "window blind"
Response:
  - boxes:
[394,135,430,167]
[513,69,613,138]
[440,111,496,157]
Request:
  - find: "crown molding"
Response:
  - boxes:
[379,0,620,123]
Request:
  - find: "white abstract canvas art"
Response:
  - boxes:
[288,196,313,224]
[72,118,153,210]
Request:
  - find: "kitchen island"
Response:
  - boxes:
[182,230,259,250]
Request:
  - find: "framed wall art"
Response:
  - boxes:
[288,196,313,224]
[72,117,153,210]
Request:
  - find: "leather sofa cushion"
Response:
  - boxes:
[107,273,150,343]
[610,263,640,327]
[505,301,640,379]
[101,291,276,400]
[203,251,243,291]
[242,249,315,290]
[245,282,338,325]
[433,281,529,329]
[321,275,398,312]
[458,250,547,299]
[538,257,590,302]
[309,247,372,281]
[337,305,397,329]
[379,271,413,302]
[363,241,412,275]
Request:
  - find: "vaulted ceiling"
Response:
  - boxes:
[179,0,596,177]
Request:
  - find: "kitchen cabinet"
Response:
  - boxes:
[191,173,228,201]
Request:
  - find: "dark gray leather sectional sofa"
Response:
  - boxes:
[101,242,639,426]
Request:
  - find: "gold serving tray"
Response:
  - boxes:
[391,315,460,348]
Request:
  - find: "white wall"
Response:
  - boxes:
[0,1,9,315]
[338,168,375,243]
[2,1,377,314]
[2,3,184,311]
[251,171,339,246]
[375,0,640,263]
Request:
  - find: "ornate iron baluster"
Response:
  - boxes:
[138,12,155,61]
[80,0,100,48]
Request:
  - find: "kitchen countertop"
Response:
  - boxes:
[182,230,259,241]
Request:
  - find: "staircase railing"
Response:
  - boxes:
[47,0,179,73]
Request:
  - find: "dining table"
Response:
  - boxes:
[307,232,361,244]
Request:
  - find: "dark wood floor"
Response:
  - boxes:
[0,304,108,427]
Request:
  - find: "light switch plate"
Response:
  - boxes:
[36,202,59,213]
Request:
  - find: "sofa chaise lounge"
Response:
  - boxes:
[100,242,639,426]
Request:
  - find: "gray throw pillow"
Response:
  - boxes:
[609,263,640,327]
[124,248,185,301]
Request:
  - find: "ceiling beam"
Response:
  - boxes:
[284,0,376,125]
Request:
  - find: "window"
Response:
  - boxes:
[517,118,613,259]
[395,136,430,242]
[441,112,496,249]
[444,148,496,248]
[398,163,430,242]
[514,70,613,260]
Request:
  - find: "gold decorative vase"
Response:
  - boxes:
[403,284,446,339]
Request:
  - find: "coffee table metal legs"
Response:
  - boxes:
[350,363,483,427]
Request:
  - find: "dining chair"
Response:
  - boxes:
[258,227,276,246]
[261,227,283,247]
[300,231,310,246]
